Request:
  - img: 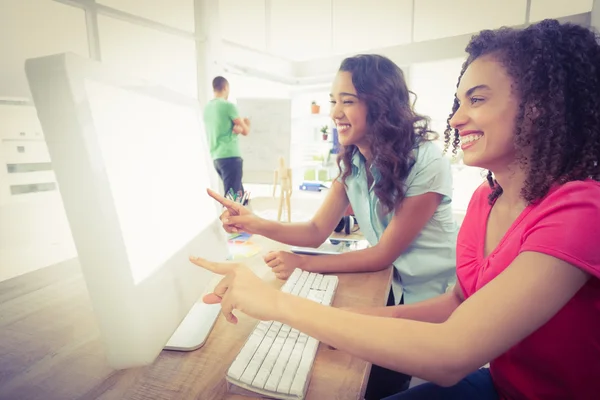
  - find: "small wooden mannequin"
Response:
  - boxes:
[272,157,292,222]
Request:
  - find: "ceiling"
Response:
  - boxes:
[219,0,594,62]
[0,0,594,99]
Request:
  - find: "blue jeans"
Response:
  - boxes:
[383,368,498,400]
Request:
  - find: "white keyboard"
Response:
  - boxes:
[226,269,338,400]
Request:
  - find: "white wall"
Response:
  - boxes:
[220,0,267,51]
[97,15,198,98]
[226,74,291,103]
[410,58,464,136]
[413,0,527,42]
[216,0,593,66]
[0,0,89,99]
[0,104,77,281]
[269,0,333,61]
[0,193,76,281]
[220,0,594,62]
[291,1,592,78]
[530,0,593,22]
[0,0,89,280]
[97,0,195,32]
[593,0,600,30]
[332,0,412,55]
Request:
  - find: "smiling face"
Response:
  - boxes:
[329,71,369,148]
[450,55,520,171]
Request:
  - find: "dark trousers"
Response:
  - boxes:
[364,290,412,400]
[383,368,498,400]
[213,157,244,196]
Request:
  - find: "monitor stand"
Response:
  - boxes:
[164,301,222,351]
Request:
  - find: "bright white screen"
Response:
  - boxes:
[85,79,213,284]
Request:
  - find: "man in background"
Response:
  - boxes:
[203,76,250,198]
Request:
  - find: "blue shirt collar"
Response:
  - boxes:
[350,150,363,172]
[350,150,381,183]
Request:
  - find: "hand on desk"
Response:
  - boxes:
[189,256,281,324]
[264,251,307,280]
[207,188,265,234]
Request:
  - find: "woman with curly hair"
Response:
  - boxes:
[195,19,600,399]
[208,54,458,308]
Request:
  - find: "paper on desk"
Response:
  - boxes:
[227,241,261,260]
[228,232,253,243]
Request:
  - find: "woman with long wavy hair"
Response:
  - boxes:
[206,54,459,398]
[208,54,458,308]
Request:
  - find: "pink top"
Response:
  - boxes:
[457,180,600,399]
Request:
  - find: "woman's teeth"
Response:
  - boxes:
[461,134,483,144]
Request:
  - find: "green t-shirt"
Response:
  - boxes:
[203,98,241,159]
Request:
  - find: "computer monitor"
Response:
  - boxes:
[25,53,229,369]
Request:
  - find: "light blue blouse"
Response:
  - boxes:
[343,141,458,304]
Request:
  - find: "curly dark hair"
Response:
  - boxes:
[444,19,600,203]
[336,54,436,213]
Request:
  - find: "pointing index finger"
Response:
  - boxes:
[189,256,236,275]
[207,188,241,213]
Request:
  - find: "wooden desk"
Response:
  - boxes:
[0,237,391,400]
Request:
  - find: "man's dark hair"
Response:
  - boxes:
[212,76,228,92]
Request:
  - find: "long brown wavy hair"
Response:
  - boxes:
[336,54,436,213]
